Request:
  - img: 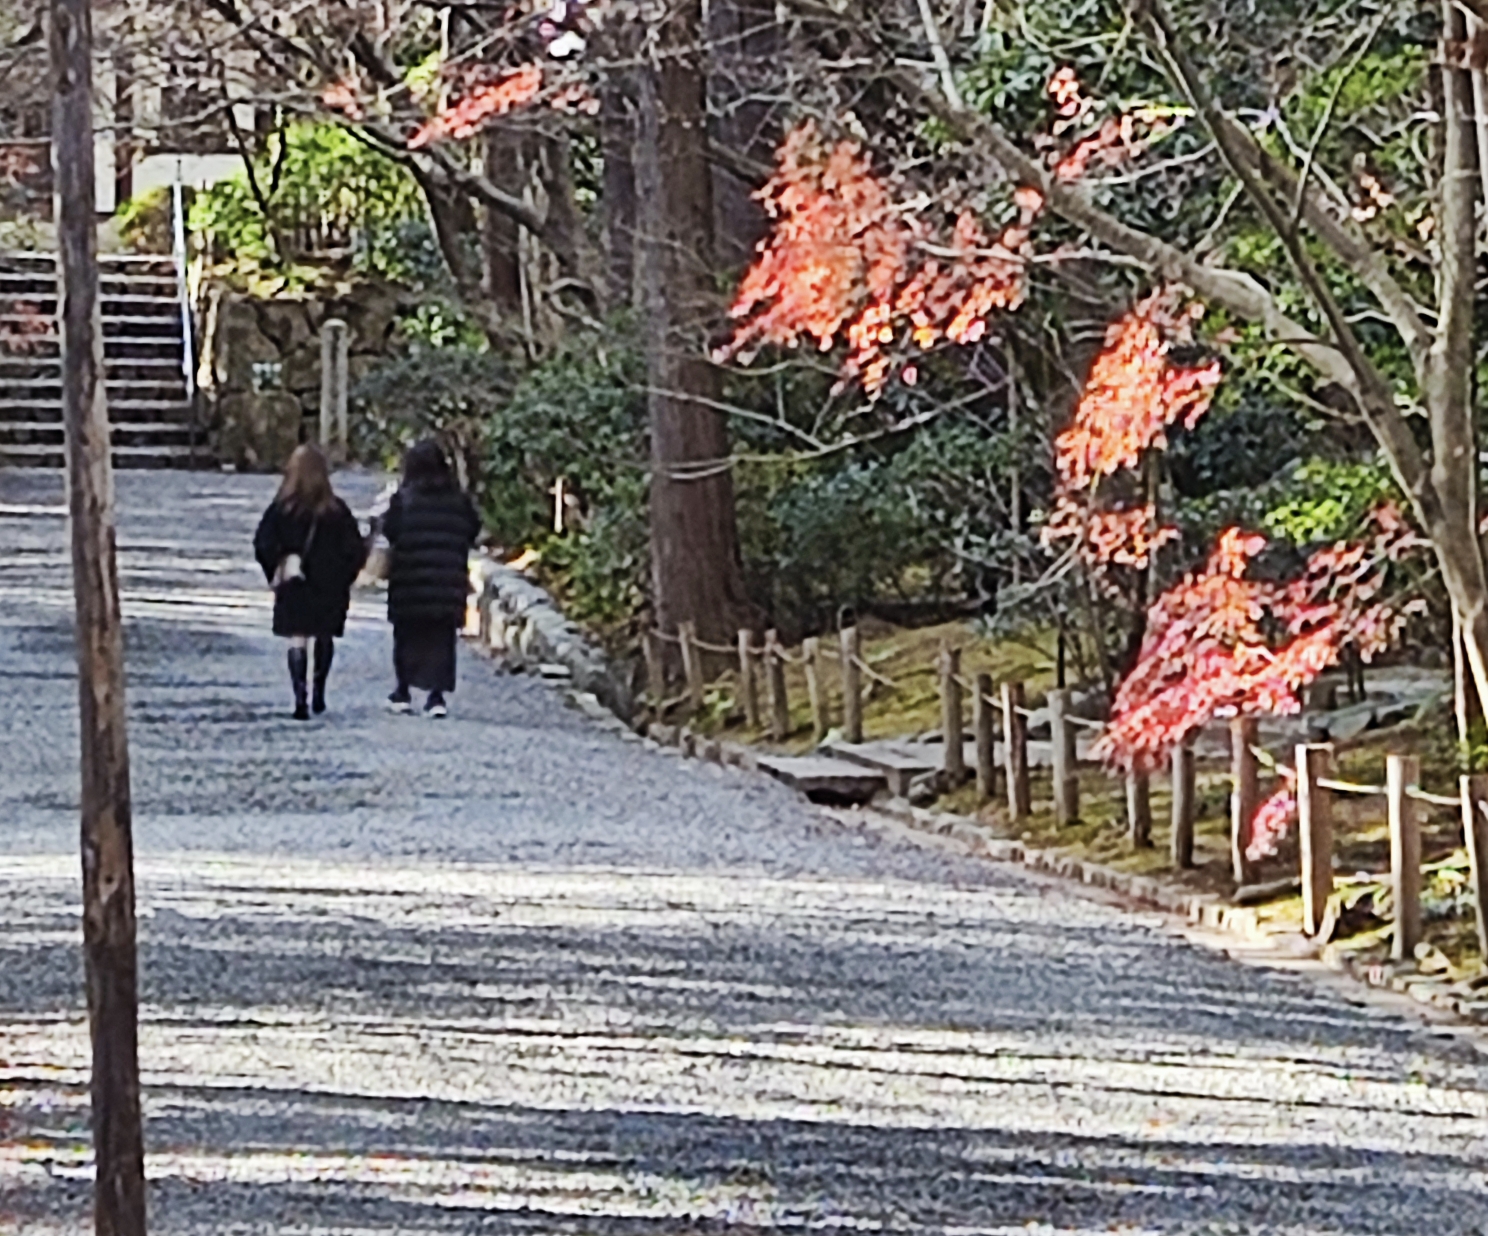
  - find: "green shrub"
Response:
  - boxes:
[117,186,172,253]
[189,122,428,284]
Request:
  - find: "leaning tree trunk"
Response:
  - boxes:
[52,0,147,1230]
[635,0,753,649]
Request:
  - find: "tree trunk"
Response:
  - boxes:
[598,49,639,312]
[636,0,753,648]
[480,126,524,319]
[51,0,146,1231]
[706,0,779,270]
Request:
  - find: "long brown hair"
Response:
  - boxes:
[277,443,336,515]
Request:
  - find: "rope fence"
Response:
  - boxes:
[638,617,1488,969]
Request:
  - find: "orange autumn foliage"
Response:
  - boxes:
[408,65,544,149]
[718,122,1035,394]
[1042,292,1221,569]
[1095,514,1417,776]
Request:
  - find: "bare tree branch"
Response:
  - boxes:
[1138,0,1436,529]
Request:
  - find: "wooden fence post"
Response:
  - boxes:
[737,629,760,729]
[973,672,996,802]
[1387,753,1422,963]
[939,644,965,786]
[1049,688,1079,825]
[1170,739,1196,869]
[643,629,666,705]
[1126,772,1152,848]
[1003,680,1030,819]
[765,629,790,740]
[1230,717,1260,885]
[1296,743,1335,938]
[840,625,863,744]
[803,637,827,743]
[1460,773,1488,965]
[678,621,704,715]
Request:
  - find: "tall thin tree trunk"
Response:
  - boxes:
[599,54,639,311]
[50,0,146,1231]
[707,0,779,270]
[636,0,753,647]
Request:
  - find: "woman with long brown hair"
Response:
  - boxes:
[253,444,368,720]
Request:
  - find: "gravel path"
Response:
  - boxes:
[4,469,1488,1235]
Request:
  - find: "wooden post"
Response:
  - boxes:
[737,629,760,729]
[643,629,666,705]
[1049,687,1079,825]
[765,629,790,741]
[678,621,704,714]
[1460,774,1488,965]
[320,317,349,461]
[973,672,996,802]
[51,0,147,1228]
[1296,743,1336,937]
[1126,772,1152,848]
[1002,680,1030,819]
[939,644,965,785]
[804,637,828,743]
[1170,740,1196,869]
[1387,753,1422,963]
[840,624,863,744]
[1230,717,1260,885]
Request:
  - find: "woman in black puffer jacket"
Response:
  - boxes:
[381,439,481,717]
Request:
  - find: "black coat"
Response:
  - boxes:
[253,498,368,638]
[383,485,481,626]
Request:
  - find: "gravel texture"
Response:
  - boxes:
[4,469,1488,1235]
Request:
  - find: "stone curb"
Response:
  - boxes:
[471,557,634,721]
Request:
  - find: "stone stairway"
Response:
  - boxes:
[0,251,202,469]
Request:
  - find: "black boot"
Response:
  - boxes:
[288,647,310,721]
[312,636,334,714]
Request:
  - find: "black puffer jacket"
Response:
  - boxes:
[253,498,367,638]
[383,485,481,625]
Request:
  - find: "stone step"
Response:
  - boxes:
[753,754,887,804]
[0,250,175,268]
[0,442,200,468]
[0,287,179,305]
[822,740,949,797]
[3,335,185,354]
[0,398,193,414]
[0,316,184,334]
[0,421,194,440]
[1,378,187,397]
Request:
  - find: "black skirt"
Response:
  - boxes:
[393,619,458,693]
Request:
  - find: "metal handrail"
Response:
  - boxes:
[170,162,197,464]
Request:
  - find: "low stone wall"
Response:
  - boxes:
[472,558,634,722]
[198,280,411,470]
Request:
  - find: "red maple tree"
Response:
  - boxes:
[719,69,1185,395]
[1094,513,1417,779]
[717,122,1035,394]
[408,65,545,149]
[1043,291,1221,569]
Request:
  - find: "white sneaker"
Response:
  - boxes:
[386,691,413,715]
[424,693,448,719]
